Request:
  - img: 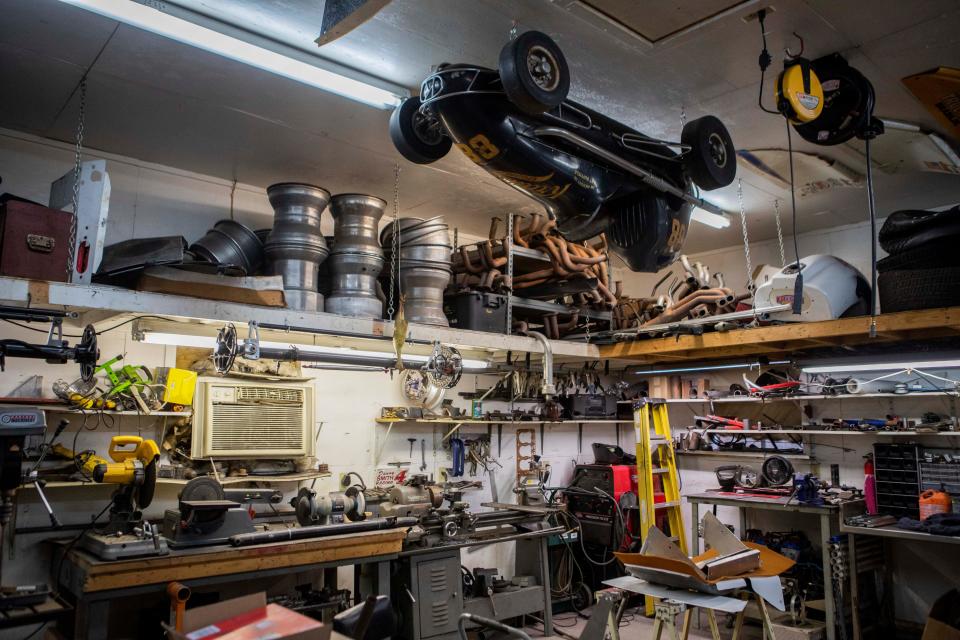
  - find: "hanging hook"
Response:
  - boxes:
[785,31,804,59]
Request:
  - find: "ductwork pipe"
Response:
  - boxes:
[528,331,556,399]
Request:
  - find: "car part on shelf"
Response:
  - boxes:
[0,309,98,382]
[401,369,445,410]
[56,435,169,560]
[754,255,870,322]
[265,183,332,311]
[189,219,264,275]
[761,456,795,487]
[325,193,386,318]
[380,216,452,326]
[391,31,737,273]
[423,342,463,389]
[292,486,366,526]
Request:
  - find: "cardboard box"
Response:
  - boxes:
[923,589,960,640]
[166,593,328,640]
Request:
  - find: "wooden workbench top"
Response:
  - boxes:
[63,527,406,593]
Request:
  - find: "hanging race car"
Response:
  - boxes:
[389,31,737,272]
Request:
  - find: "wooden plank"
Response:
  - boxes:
[71,528,405,592]
[600,307,960,363]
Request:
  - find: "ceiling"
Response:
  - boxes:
[1,0,959,256]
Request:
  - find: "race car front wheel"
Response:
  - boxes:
[389,96,452,164]
[681,115,737,191]
[499,31,569,114]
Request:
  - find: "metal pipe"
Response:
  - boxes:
[531,126,728,216]
[229,516,418,546]
[528,331,556,398]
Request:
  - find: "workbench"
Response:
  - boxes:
[55,527,405,640]
[839,500,960,639]
[686,491,841,640]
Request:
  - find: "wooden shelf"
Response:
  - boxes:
[42,405,191,417]
[599,307,960,364]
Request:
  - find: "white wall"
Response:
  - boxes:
[2,128,957,630]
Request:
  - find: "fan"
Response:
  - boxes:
[423,342,463,389]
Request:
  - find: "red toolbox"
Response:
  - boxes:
[0,196,73,282]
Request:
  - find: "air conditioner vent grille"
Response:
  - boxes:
[209,404,306,451]
[233,386,303,403]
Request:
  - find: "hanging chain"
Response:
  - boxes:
[773,199,786,267]
[67,78,87,279]
[679,105,687,129]
[387,163,401,320]
[737,178,753,286]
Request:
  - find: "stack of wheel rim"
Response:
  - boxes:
[264,183,331,311]
[325,194,387,319]
[877,206,960,312]
[380,216,453,326]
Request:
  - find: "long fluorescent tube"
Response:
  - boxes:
[628,360,791,376]
[59,0,404,109]
[690,207,732,229]
[137,331,491,369]
[802,359,960,374]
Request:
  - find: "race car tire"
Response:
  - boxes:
[499,31,569,114]
[681,115,737,191]
[878,206,960,254]
[878,267,960,313]
[877,237,960,273]
[389,96,452,164]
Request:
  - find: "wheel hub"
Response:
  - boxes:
[707,132,727,167]
[412,109,443,145]
[526,45,559,91]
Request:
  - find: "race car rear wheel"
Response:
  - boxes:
[681,115,736,191]
[499,31,569,114]
[389,96,452,164]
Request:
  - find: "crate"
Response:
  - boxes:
[444,291,507,333]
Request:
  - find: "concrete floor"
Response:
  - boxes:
[518,606,769,640]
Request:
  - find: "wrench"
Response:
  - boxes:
[420,439,427,471]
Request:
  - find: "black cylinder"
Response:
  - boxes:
[229,516,417,547]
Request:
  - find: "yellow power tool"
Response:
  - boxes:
[55,435,160,509]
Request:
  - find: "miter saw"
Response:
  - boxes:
[57,436,169,560]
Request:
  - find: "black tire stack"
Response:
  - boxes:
[877,206,960,312]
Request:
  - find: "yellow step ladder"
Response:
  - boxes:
[634,398,687,614]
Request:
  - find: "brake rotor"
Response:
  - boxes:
[77,324,99,382]
[213,324,238,374]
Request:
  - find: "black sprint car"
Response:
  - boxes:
[389,31,737,272]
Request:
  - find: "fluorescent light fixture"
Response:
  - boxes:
[690,207,732,229]
[59,0,404,109]
[137,331,490,369]
[802,359,960,374]
[629,360,791,377]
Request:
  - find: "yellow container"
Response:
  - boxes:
[161,368,198,406]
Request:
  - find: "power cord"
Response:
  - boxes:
[756,9,780,116]
[785,121,804,314]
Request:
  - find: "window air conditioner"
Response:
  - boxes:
[192,377,316,459]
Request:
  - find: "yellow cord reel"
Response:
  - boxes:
[776,59,824,123]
